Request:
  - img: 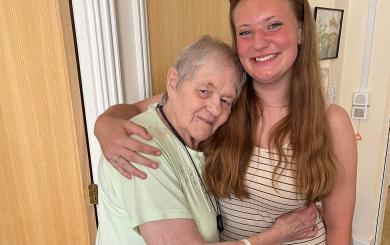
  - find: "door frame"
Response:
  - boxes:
[71,0,151,184]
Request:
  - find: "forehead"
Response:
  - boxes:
[234,0,296,23]
[189,58,239,95]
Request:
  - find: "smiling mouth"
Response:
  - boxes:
[253,53,279,62]
[197,116,214,125]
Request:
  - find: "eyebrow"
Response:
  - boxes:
[206,82,216,90]
[206,82,236,98]
[235,16,279,28]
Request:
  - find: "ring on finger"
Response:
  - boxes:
[114,155,120,164]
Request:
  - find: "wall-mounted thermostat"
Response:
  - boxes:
[351,92,369,120]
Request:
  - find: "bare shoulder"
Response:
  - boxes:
[325,104,352,132]
[325,104,357,162]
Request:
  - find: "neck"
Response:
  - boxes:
[157,104,199,150]
[253,76,291,108]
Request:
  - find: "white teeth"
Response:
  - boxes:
[255,54,276,62]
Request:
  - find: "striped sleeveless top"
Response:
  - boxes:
[219,146,326,244]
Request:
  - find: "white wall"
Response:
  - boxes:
[309,0,390,244]
[343,0,390,243]
[115,0,150,103]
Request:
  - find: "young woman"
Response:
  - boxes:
[95,0,357,244]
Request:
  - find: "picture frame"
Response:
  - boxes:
[314,7,344,60]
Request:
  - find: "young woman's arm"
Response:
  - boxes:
[94,94,163,178]
[139,204,319,245]
[322,104,357,244]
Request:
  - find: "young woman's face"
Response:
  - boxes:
[166,58,238,148]
[233,0,302,85]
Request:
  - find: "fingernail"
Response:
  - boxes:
[139,173,147,179]
[155,151,161,156]
[151,163,158,169]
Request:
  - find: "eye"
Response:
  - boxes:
[238,30,251,37]
[198,89,211,98]
[268,22,282,31]
[220,97,233,107]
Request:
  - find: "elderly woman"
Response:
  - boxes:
[96,36,317,245]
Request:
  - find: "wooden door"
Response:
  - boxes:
[147,0,232,95]
[0,0,96,244]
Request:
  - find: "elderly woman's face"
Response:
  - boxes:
[167,58,238,148]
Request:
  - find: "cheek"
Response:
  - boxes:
[216,111,231,127]
[236,39,249,56]
[283,32,300,49]
[287,38,299,61]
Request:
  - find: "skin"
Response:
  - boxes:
[163,60,237,149]
[94,0,356,243]
[234,0,302,88]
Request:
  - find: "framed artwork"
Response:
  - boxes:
[314,7,344,60]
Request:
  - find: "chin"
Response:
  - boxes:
[193,133,212,143]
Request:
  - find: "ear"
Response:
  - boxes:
[166,67,178,98]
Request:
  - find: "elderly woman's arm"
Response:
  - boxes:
[139,204,319,245]
[94,94,163,178]
[322,105,357,244]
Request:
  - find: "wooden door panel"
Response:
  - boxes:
[147,0,231,95]
[0,0,96,244]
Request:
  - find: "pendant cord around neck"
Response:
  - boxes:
[156,104,224,232]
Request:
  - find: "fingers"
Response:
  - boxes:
[114,146,159,178]
[109,153,154,180]
[124,121,152,140]
[306,225,319,238]
[96,116,162,179]
[303,204,317,227]
[114,156,147,179]
[111,157,133,179]
[104,135,161,179]
[119,148,159,169]
[123,136,161,157]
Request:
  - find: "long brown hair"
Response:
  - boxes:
[203,0,336,202]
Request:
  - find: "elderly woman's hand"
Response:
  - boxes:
[94,113,161,179]
[271,203,319,243]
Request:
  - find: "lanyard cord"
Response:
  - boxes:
[157,104,224,232]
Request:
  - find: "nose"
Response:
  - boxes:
[207,97,222,117]
[253,31,269,50]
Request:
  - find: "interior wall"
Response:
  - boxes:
[307,1,390,243]
[115,0,146,104]
[344,0,390,243]
[116,0,390,243]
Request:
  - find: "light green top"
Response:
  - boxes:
[96,104,219,245]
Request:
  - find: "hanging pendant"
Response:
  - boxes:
[217,214,224,232]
